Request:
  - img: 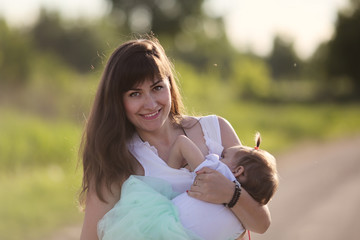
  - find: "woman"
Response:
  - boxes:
[79,36,271,240]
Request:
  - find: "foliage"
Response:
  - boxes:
[108,0,205,35]
[195,101,360,154]
[106,0,237,76]
[0,109,82,240]
[0,109,81,171]
[0,19,32,85]
[30,9,106,73]
[230,56,272,99]
[0,6,318,103]
[303,43,328,81]
[175,61,233,115]
[266,35,303,80]
[171,19,235,78]
[325,0,360,98]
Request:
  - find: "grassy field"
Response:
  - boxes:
[215,101,360,153]
[0,109,83,240]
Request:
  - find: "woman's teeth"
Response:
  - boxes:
[144,110,159,118]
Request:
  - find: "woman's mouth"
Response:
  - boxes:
[141,109,161,120]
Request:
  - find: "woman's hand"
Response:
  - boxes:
[187,167,271,234]
[187,167,234,204]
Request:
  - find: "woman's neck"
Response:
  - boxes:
[137,120,178,146]
[137,120,183,162]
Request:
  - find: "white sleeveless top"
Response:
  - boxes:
[127,115,224,193]
[128,115,244,240]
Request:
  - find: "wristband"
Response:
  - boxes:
[223,180,241,208]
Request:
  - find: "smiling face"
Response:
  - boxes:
[123,77,172,134]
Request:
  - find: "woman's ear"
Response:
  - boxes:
[233,166,245,178]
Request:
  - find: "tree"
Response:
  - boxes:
[231,56,272,99]
[107,0,204,35]
[31,9,104,73]
[0,19,32,85]
[326,0,360,98]
[266,35,302,80]
[106,0,237,74]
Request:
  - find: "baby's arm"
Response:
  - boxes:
[168,135,204,171]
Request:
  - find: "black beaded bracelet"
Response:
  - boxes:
[223,180,241,208]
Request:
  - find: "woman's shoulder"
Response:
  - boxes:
[180,114,218,126]
[179,115,198,130]
[181,114,231,128]
[216,116,234,131]
[216,116,241,147]
[191,115,240,148]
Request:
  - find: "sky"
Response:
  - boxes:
[0,0,349,59]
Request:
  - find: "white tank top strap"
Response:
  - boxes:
[198,115,224,156]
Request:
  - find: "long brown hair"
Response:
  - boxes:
[79,36,184,204]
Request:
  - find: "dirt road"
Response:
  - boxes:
[49,135,360,240]
[252,135,360,240]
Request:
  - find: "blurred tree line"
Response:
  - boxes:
[1,0,360,102]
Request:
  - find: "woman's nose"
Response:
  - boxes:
[143,93,157,109]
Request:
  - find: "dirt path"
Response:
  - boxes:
[252,135,360,240]
[49,135,360,240]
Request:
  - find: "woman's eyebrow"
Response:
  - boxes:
[150,80,162,87]
[128,87,141,91]
[128,80,163,91]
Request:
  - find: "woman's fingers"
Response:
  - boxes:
[195,166,214,175]
[193,167,214,185]
[189,168,235,204]
[186,189,202,199]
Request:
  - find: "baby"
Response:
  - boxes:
[98,133,279,240]
[167,132,279,239]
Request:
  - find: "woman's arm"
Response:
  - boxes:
[231,187,271,233]
[187,116,271,234]
[219,116,271,232]
[168,135,205,171]
[188,167,270,233]
[80,183,121,240]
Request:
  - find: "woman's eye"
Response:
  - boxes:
[153,85,163,91]
[129,92,140,97]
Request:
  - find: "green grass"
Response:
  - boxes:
[202,101,360,153]
[183,90,360,154]
[0,110,81,170]
[0,167,82,240]
[177,65,360,153]
[0,108,83,240]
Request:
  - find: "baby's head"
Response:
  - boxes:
[221,133,279,205]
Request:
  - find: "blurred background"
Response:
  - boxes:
[1,0,360,239]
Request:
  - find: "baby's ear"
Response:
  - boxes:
[233,166,245,178]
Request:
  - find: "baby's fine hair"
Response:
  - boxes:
[235,133,279,205]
